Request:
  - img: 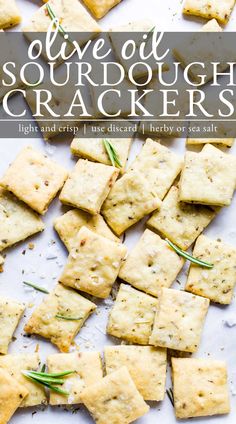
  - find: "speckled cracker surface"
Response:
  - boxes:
[150,288,209,352]
[82,0,122,19]
[183,0,235,24]
[129,139,183,200]
[102,170,162,235]
[179,144,236,206]
[0,353,47,407]
[0,297,25,354]
[60,159,119,215]
[119,229,184,297]
[60,226,127,298]
[0,188,45,251]
[0,146,68,214]
[172,358,230,418]
[105,345,167,401]
[0,368,28,424]
[24,284,96,352]
[107,283,157,344]
[186,235,236,304]
[80,366,149,424]
[47,351,103,405]
[147,186,216,250]
[54,209,119,251]
[187,138,234,147]
[0,0,21,29]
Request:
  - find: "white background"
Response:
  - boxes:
[1,0,236,423]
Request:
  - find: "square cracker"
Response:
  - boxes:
[129,139,183,200]
[186,235,236,304]
[0,297,25,355]
[172,357,230,418]
[183,0,235,24]
[60,226,127,299]
[24,283,96,352]
[82,0,122,19]
[54,209,119,251]
[80,366,149,424]
[107,283,158,344]
[0,0,21,29]
[0,353,47,407]
[0,368,28,424]
[179,144,236,206]
[119,229,184,297]
[187,138,234,147]
[59,159,119,215]
[150,288,209,352]
[147,186,216,250]
[0,146,68,215]
[102,170,162,236]
[47,351,103,405]
[0,188,45,252]
[104,345,167,401]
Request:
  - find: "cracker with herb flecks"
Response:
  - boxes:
[54,209,119,252]
[59,159,119,215]
[0,368,28,424]
[80,366,149,424]
[0,297,25,355]
[47,351,103,405]
[186,235,236,304]
[187,138,234,147]
[102,170,162,236]
[150,288,209,352]
[0,353,47,407]
[0,0,21,29]
[179,144,236,206]
[129,139,183,200]
[147,186,216,251]
[59,226,127,299]
[0,146,68,215]
[172,357,230,418]
[107,283,157,344]
[119,229,184,297]
[24,284,96,352]
[183,0,235,24]
[105,345,167,401]
[82,0,122,19]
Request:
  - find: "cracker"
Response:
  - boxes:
[186,235,236,304]
[147,186,216,250]
[24,283,96,352]
[0,369,28,424]
[0,146,68,215]
[107,283,157,344]
[47,351,103,405]
[0,297,25,355]
[183,0,235,24]
[0,353,47,407]
[105,345,167,401]
[129,139,183,200]
[60,226,127,298]
[150,288,209,352]
[82,0,122,19]
[0,0,21,29]
[54,209,119,251]
[119,229,184,297]
[0,188,45,251]
[102,170,162,236]
[179,144,236,206]
[187,138,234,147]
[59,159,119,215]
[80,366,149,424]
[172,357,230,418]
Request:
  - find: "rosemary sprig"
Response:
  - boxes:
[103,139,122,168]
[23,281,49,294]
[166,388,174,407]
[55,314,82,321]
[22,370,75,396]
[46,3,66,35]
[166,239,214,269]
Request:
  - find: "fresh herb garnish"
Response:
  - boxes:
[22,370,75,396]
[166,388,174,407]
[55,314,82,321]
[46,3,66,36]
[166,239,214,269]
[23,281,49,294]
[103,139,122,168]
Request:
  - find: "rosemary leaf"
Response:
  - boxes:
[147,26,155,40]
[22,371,64,385]
[24,373,69,396]
[166,388,174,407]
[166,239,214,269]
[46,3,66,35]
[25,370,75,378]
[55,314,82,321]
[103,139,122,168]
[41,364,46,373]
[23,281,49,294]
